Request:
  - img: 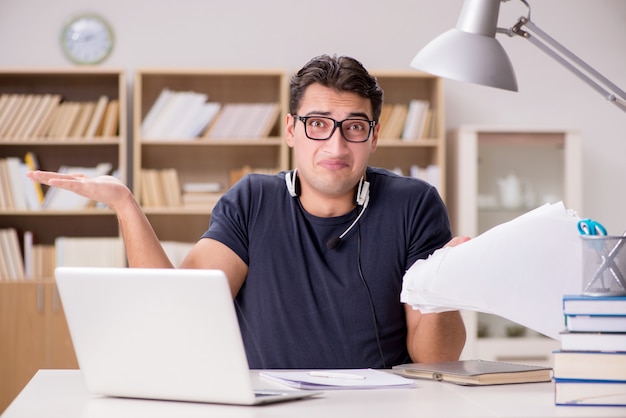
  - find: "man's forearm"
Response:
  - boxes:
[407,310,466,363]
[115,192,174,268]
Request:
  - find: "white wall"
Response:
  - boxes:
[2,0,625,231]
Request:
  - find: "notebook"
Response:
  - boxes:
[54,266,321,405]
[392,360,553,386]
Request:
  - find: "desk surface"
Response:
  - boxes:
[3,370,626,418]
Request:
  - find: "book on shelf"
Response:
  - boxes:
[6,94,38,138]
[392,359,553,386]
[376,104,394,139]
[100,99,120,137]
[180,181,222,207]
[204,103,279,139]
[2,94,32,137]
[378,103,408,139]
[140,169,164,207]
[31,94,62,138]
[0,162,7,209]
[18,158,41,210]
[56,101,82,138]
[3,157,28,210]
[164,91,210,139]
[84,95,109,138]
[553,350,626,381]
[145,90,203,139]
[139,168,184,208]
[159,168,182,207]
[2,156,41,210]
[0,228,26,281]
[55,236,126,268]
[182,191,222,208]
[182,182,222,194]
[19,94,50,138]
[0,94,13,135]
[0,158,13,209]
[142,89,220,140]
[554,379,626,406]
[563,293,626,315]
[0,94,21,136]
[0,231,11,280]
[141,88,174,138]
[401,99,429,141]
[23,230,33,279]
[68,101,96,137]
[422,108,435,138]
[559,330,626,352]
[564,314,626,332]
[24,151,44,204]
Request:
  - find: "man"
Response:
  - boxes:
[29,54,467,369]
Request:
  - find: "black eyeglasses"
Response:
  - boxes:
[294,115,375,143]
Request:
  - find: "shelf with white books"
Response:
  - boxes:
[134,68,289,242]
[369,71,445,198]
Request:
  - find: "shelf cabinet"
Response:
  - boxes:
[0,69,126,413]
[370,71,446,199]
[0,68,127,250]
[0,281,77,413]
[448,126,582,365]
[133,69,289,243]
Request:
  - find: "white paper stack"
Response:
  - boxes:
[401,202,582,340]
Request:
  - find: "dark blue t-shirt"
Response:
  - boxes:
[202,166,451,369]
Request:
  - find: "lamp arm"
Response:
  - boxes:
[503,16,626,112]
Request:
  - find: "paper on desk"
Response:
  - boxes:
[401,202,582,340]
[260,369,416,390]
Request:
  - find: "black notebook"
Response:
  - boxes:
[392,360,553,386]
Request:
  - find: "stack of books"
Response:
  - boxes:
[553,294,626,406]
[0,93,119,140]
[377,100,433,140]
[140,88,281,140]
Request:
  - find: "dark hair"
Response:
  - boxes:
[289,55,384,121]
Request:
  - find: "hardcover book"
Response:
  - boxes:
[555,379,626,406]
[559,331,626,352]
[392,359,553,386]
[553,351,626,381]
[564,314,626,332]
[563,294,626,315]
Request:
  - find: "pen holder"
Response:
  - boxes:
[581,235,626,296]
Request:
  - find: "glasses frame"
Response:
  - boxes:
[294,115,376,143]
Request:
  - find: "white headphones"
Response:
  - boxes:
[285,169,370,207]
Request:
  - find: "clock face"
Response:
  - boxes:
[61,14,114,65]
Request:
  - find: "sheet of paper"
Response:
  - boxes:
[260,369,416,390]
[400,202,582,339]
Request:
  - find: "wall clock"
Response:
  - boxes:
[60,13,114,65]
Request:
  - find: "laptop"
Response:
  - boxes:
[54,266,321,405]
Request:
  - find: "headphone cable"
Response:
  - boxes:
[356,223,387,368]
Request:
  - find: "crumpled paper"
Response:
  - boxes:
[400,202,582,340]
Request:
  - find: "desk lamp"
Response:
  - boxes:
[410,0,626,112]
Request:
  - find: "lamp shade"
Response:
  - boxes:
[410,0,518,92]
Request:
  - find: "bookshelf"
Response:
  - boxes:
[133,69,289,243]
[0,68,126,413]
[369,71,446,199]
[448,126,583,365]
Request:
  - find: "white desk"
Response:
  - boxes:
[3,370,626,418]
